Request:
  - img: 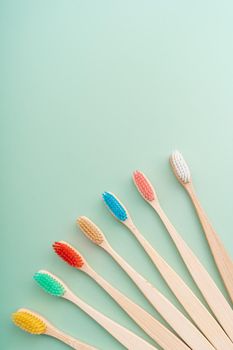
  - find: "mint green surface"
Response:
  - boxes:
[1,1,233,349]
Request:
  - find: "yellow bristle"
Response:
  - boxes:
[12,310,47,335]
[77,216,104,245]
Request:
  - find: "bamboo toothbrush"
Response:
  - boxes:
[34,270,158,350]
[170,150,233,303]
[102,190,233,350]
[133,169,233,342]
[77,216,216,350]
[12,308,98,349]
[53,241,190,350]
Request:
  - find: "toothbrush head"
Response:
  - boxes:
[34,270,66,297]
[102,192,128,222]
[12,309,47,335]
[53,241,85,269]
[77,216,104,245]
[133,171,156,202]
[170,151,191,184]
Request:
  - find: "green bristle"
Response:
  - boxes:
[34,272,65,297]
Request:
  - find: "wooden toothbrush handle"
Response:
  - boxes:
[104,244,215,350]
[48,327,98,350]
[128,222,233,350]
[156,204,233,342]
[87,267,189,350]
[186,183,233,303]
[65,291,158,350]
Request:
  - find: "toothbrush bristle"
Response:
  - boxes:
[102,192,128,221]
[170,150,191,184]
[34,271,66,297]
[77,216,104,245]
[133,171,156,202]
[53,241,84,268]
[12,310,46,335]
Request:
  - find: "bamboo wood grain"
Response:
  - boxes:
[185,182,233,303]
[64,289,158,350]
[82,263,190,350]
[47,326,98,350]
[151,200,233,342]
[124,217,233,350]
[100,240,215,350]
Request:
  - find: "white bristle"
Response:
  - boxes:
[171,151,191,184]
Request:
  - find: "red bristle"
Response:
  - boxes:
[53,242,84,268]
[133,171,155,202]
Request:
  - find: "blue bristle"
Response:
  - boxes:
[102,192,128,221]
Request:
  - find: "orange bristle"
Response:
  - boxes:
[133,171,156,202]
[53,241,84,268]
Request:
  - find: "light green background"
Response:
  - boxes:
[1,1,233,349]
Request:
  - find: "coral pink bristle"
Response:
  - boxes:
[53,242,84,268]
[133,171,155,201]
